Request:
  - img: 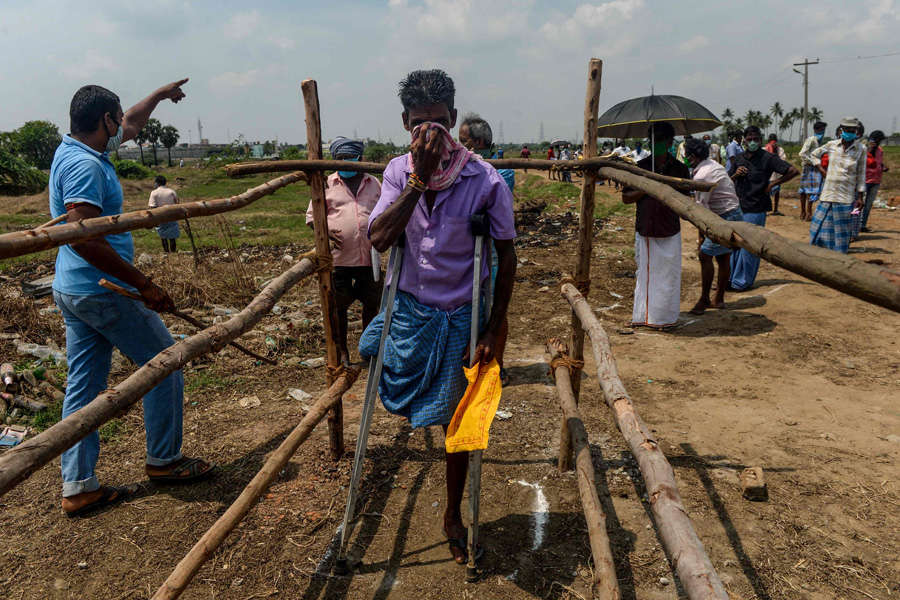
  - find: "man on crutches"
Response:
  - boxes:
[348,69,516,569]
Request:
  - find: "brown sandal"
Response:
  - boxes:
[147,456,215,484]
[64,485,131,518]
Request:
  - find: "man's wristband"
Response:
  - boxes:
[408,173,427,192]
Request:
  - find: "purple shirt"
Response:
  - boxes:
[368,154,516,311]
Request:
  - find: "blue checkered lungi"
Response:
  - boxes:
[798,166,822,200]
[359,291,482,428]
[810,202,852,254]
[156,221,180,239]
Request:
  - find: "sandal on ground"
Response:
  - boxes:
[64,485,131,518]
[446,529,485,565]
[147,456,215,484]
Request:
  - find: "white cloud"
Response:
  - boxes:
[60,49,118,79]
[541,0,644,45]
[223,10,261,40]
[389,0,532,42]
[268,35,296,50]
[210,69,260,90]
[678,35,709,54]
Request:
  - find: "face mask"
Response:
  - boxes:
[106,123,123,154]
[841,131,857,142]
[652,141,668,156]
[337,156,360,179]
[814,132,824,141]
[746,140,760,152]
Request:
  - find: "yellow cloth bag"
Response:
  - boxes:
[445,358,502,453]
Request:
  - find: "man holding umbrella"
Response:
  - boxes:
[621,122,689,329]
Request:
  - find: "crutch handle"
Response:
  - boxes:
[469,213,490,237]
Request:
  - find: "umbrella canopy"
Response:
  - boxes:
[596,94,722,139]
[550,139,569,147]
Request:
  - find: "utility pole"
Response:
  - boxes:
[792,58,819,142]
[539,121,544,143]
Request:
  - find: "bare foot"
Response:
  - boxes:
[711,300,726,309]
[689,299,710,315]
[443,512,467,564]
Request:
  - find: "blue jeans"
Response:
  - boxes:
[53,291,183,497]
[730,212,767,291]
[861,183,880,229]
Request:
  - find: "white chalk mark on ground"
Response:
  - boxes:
[516,480,549,551]
[765,283,789,297]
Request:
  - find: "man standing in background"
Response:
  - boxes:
[703,134,721,165]
[725,130,743,173]
[860,130,888,233]
[809,118,866,254]
[728,126,798,291]
[307,137,382,366]
[148,175,180,253]
[798,121,827,221]
[764,133,788,216]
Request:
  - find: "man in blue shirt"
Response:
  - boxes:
[725,130,744,173]
[50,80,214,517]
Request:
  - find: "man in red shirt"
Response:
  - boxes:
[860,130,889,233]
[520,145,530,172]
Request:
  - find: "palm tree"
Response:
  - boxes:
[760,115,773,136]
[770,102,784,138]
[160,125,180,167]
[780,114,794,143]
[808,106,824,124]
[789,108,803,142]
[144,118,162,165]
[134,128,148,165]
[722,107,735,132]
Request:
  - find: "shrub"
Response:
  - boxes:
[111,158,153,179]
[0,146,48,195]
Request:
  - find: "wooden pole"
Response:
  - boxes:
[561,57,603,472]
[300,79,344,460]
[0,171,307,260]
[548,337,620,600]
[0,257,319,497]
[597,167,900,313]
[151,366,360,600]
[224,158,714,192]
[562,283,729,600]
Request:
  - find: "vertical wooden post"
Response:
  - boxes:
[560,58,603,472]
[301,79,344,460]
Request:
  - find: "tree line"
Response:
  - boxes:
[721,103,824,142]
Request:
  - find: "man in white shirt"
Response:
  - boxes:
[684,138,743,314]
[148,175,180,252]
[797,121,827,221]
[808,117,866,254]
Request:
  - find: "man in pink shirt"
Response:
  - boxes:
[306,137,382,365]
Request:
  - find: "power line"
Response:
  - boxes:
[818,50,900,64]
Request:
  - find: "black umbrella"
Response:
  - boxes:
[596,94,722,139]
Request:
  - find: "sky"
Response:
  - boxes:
[2,0,899,146]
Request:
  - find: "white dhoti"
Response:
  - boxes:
[632,231,681,327]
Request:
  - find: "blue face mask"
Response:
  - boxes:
[840,131,857,143]
[337,156,360,179]
[814,132,824,141]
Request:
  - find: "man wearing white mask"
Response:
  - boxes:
[49,80,214,518]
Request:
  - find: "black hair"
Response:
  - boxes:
[684,138,709,161]
[768,133,777,141]
[813,121,827,132]
[744,125,761,137]
[155,175,167,186]
[70,85,121,135]
[871,130,885,143]
[648,121,675,141]
[398,69,455,112]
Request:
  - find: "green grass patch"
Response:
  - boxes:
[185,370,240,394]
[31,398,63,431]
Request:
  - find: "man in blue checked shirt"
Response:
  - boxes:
[49,80,214,518]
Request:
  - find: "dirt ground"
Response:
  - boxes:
[1,180,899,600]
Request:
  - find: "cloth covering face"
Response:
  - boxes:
[445,358,502,453]
[359,292,484,428]
[632,231,682,327]
[407,123,474,191]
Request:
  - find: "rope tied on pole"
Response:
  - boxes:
[548,353,585,381]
